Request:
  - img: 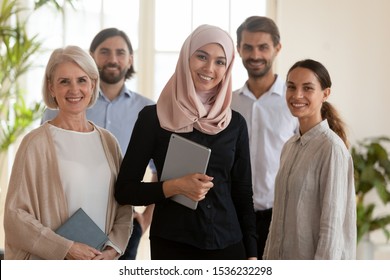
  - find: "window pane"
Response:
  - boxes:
[155,0,192,51]
[27,3,68,103]
[154,0,267,96]
[25,0,266,107]
[63,0,102,47]
[192,0,230,30]
[230,0,267,34]
[102,0,140,49]
[25,51,52,104]
[154,53,179,99]
[28,3,67,48]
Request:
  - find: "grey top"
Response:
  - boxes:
[263,120,356,259]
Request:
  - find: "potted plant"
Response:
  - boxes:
[351,136,390,245]
[0,0,43,154]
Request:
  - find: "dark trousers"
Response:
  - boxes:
[150,236,246,260]
[255,208,273,259]
[119,219,142,260]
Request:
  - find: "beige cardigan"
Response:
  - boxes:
[4,122,133,260]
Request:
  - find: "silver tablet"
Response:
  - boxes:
[161,133,211,210]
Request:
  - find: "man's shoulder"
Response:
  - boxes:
[231,84,247,102]
[127,90,155,105]
[233,84,246,95]
[133,104,158,129]
[94,125,119,143]
[41,108,59,122]
[231,84,252,110]
[139,104,157,114]
[271,75,286,96]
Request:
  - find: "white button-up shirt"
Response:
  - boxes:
[231,75,298,210]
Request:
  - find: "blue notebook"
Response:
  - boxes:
[55,208,108,250]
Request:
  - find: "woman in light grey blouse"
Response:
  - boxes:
[263,59,356,259]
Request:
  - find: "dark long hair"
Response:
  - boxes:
[89,27,135,79]
[288,59,349,148]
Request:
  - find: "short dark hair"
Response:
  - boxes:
[89,28,135,79]
[236,16,280,47]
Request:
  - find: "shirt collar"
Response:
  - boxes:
[237,74,285,99]
[271,75,285,97]
[293,119,329,146]
[98,85,132,101]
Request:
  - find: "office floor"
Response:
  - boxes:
[135,228,151,260]
[134,206,151,260]
[135,232,390,260]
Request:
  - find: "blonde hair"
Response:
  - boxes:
[42,45,99,109]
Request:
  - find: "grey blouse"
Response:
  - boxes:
[263,120,356,259]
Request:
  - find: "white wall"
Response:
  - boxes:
[275,0,390,143]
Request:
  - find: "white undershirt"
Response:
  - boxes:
[49,124,111,232]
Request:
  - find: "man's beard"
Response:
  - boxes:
[244,59,272,79]
[99,65,127,84]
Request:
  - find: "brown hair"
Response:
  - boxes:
[321,102,349,148]
[236,16,280,47]
[288,59,349,148]
[89,28,135,79]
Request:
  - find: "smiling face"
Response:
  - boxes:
[91,35,132,84]
[49,61,95,115]
[189,43,227,92]
[286,67,330,133]
[237,30,280,79]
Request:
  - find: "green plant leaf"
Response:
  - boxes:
[352,136,390,243]
[34,0,79,11]
[356,203,374,243]
[375,181,390,204]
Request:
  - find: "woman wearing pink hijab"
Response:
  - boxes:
[115,25,257,260]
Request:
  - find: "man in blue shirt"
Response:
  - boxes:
[42,28,156,260]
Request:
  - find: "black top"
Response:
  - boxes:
[115,105,257,258]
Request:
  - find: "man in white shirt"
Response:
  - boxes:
[42,28,155,260]
[231,16,298,258]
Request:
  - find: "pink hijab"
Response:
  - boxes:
[156,24,235,135]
